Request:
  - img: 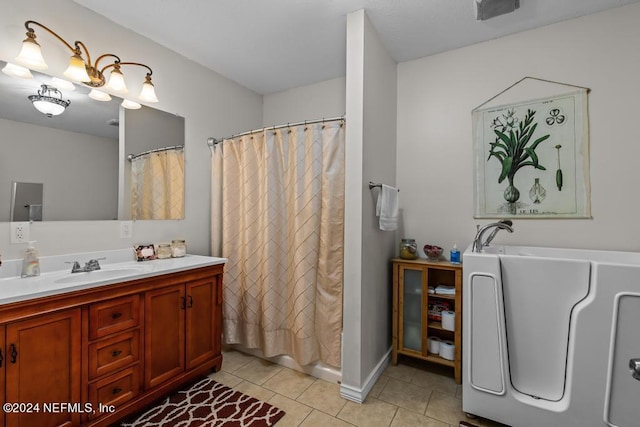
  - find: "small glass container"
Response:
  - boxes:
[156,243,172,259]
[399,238,418,260]
[171,239,187,258]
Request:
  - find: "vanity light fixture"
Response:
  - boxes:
[50,77,75,91]
[1,62,33,79]
[14,20,159,103]
[88,89,112,101]
[121,99,142,110]
[29,84,70,117]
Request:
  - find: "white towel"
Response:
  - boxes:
[375,184,399,231]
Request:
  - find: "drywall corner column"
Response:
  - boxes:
[341,8,397,403]
[342,9,365,394]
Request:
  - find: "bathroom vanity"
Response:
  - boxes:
[0,250,225,427]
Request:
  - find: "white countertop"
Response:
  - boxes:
[0,248,226,305]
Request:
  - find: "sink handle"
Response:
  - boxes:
[629,358,640,381]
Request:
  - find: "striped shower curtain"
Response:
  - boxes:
[211,121,344,367]
[130,148,184,220]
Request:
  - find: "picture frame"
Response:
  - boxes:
[472,82,591,219]
[134,244,156,261]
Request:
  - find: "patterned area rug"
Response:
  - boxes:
[121,377,285,427]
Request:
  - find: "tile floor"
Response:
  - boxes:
[209,350,509,427]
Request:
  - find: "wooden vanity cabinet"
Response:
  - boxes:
[0,263,224,427]
[4,309,82,427]
[144,275,221,389]
[84,294,142,422]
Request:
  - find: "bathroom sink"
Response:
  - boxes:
[53,267,146,284]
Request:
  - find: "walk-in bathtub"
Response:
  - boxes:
[463,244,640,427]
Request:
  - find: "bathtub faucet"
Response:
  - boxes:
[472,220,514,252]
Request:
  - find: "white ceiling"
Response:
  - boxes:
[73,0,640,95]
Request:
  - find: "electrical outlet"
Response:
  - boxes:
[10,222,30,244]
[120,221,133,239]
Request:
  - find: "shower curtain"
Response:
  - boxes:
[211,121,344,367]
[130,148,184,220]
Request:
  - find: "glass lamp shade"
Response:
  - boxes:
[63,54,91,82]
[106,68,128,94]
[121,99,141,109]
[138,80,158,103]
[50,77,75,91]
[31,99,67,116]
[29,85,70,117]
[15,38,48,71]
[88,89,111,101]
[2,62,33,79]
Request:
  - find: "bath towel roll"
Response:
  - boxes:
[439,340,455,361]
[375,184,399,231]
[441,310,455,331]
[427,336,441,354]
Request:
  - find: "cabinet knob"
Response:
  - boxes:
[111,312,123,319]
[187,295,193,308]
[112,387,123,395]
[0,349,3,367]
[112,350,122,357]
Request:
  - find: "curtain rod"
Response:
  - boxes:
[127,145,183,161]
[207,115,345,147]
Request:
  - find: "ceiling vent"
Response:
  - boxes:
[475,0,520,21]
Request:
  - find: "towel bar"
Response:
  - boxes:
[369,181,399,191]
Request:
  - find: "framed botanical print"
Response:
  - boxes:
[473,84,591,218]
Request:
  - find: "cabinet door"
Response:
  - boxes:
[398,266,426,354]
[144,284,185,389]
[185,277,219,370]
[5,309,81,427]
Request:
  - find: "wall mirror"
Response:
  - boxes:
[0,59,185,222]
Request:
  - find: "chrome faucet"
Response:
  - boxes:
[472,220,514,252]
[66,257,105,273]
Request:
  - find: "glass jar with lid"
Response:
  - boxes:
[171,239,187,257]
[399,238,418,260]
[156,243,172,259]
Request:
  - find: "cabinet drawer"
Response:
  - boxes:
[89,295,140,339]
[88,365,141,417]
[89,329,140,379]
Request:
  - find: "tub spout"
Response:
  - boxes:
[473,220,514,252]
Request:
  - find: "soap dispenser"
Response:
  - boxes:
[21,241,41,278]
[450,243,461,265]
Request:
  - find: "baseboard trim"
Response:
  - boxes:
[340,347,392,403]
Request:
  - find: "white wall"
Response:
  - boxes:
[0,118,118,221]
[397,3,640,254]
[0,0,262,259]
[342,9,397,402]
[262,77,345,126]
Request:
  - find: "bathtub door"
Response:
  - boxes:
[500,255,590,401]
